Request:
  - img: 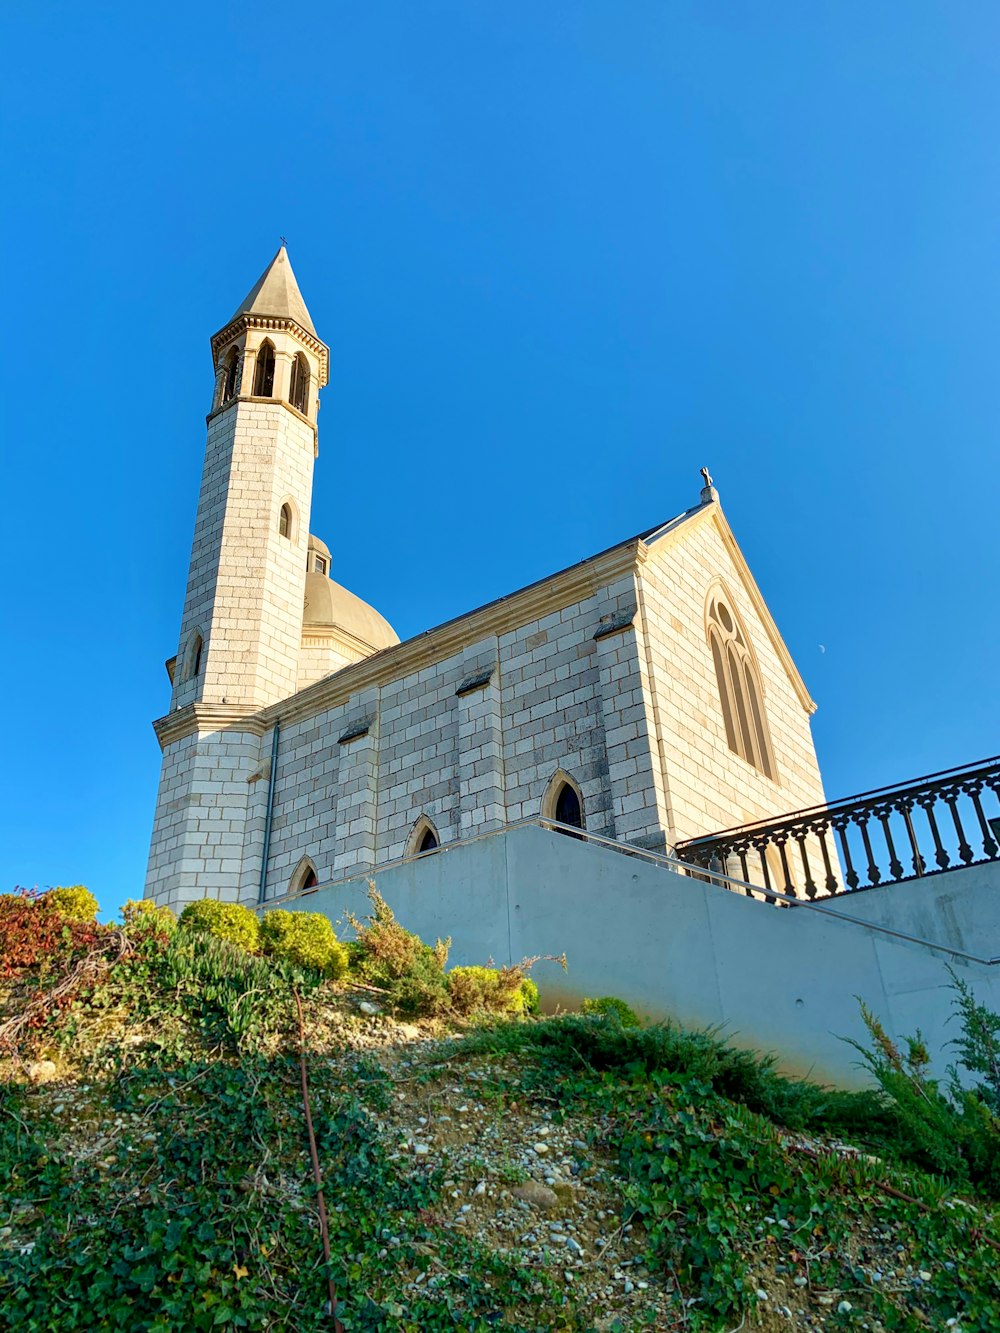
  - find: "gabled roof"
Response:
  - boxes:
[231,245,316,335]
[641,500,817,714]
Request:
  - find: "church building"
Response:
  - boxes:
[145,248,829,911]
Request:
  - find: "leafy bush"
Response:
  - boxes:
[581,995,639,1027]
[849,976,1000,1193]
[178,899,260,952]
[159,932,318,1049]
[448,964,538,1016]
[119,897,176,934]
[260,909,347,978]
[0,889,104,980]
[46,886,99,922]
[346,886,450,1016]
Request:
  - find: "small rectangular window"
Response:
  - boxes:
[315,556,328,575]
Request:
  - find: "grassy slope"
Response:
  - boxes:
[1,929,998,1332]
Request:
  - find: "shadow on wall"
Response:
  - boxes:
[283,824,1000,1090]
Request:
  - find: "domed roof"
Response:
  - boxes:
[302,536,398,652]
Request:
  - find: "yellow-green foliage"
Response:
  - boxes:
[581,995,640,1027]
[179,899,260,953]
[120,898,177,934]
[260,909,347,978]
[346,887,450,1016]
[46,886,99,922]
[448,964,538,1016]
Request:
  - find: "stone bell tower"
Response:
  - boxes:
[145,247,329,908]
[171,245,329,712]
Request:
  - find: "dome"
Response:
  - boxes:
[302,535,398,652]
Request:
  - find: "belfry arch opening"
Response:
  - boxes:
[221,346,241,404]
[542,771,585,835]
[253,340,276,397]
[289,352,310,414]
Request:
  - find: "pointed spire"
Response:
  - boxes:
[231,245,317,336]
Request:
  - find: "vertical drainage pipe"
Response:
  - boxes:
[258,720,280,904]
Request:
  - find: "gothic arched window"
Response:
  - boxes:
[407,816,441,857]
[222,347,241,404]
[542,770,585,836]
[289,857,319,895]
[279,502,293,539]
[289,353,310,414]
[706,589,776,780]
[253,341,276,397]
[555,783,583,830]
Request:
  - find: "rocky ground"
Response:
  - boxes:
[5,983,992,1331]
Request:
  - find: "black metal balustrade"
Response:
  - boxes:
[676,756,1000,901]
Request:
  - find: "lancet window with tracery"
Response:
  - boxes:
[706,590,776,780]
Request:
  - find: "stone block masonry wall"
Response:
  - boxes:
[457,651,505,837]
[145,726,264,908]
[257,581,652,900]
[637,519,827,845]
[173,400,314,712]
[594,596,672,850]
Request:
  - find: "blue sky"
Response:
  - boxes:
[1,3,997,921]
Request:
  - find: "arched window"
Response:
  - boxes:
[555,783,583,829]
[222,346,241,404]
[279,502,293,540]
[406,816,441,857]
[706,588,776,780]
[542,770,585,836]
[289,857,319,895]
[253,341,275,397]
[182,630,204,682]
[289,353,310,414]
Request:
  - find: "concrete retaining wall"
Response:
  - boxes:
[286,824,1000,1089]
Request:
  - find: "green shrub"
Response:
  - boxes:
[46,886,99,922]
[260,909,347,978]
[120,898,176,934]
[346,887,450,1017]
[520,976,540,1015]
[848,976,1000,1194]
[159,932,321,1050]
[581,995,639,1027]
[179,899,260,953]
[448,964,538,1016]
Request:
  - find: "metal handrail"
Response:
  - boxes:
[258,816,999,966]
[678,754,1000,845]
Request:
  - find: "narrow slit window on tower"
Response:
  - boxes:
[289,352,310,414]
[183,630,203,682]
[253,341,275,397]
[279,503,292,539]
[707,591,776,780]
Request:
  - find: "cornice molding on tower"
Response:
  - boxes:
[152,702,270,750]
[205,394,318,442]
[260,539,644,730]
[209,314,330,386]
